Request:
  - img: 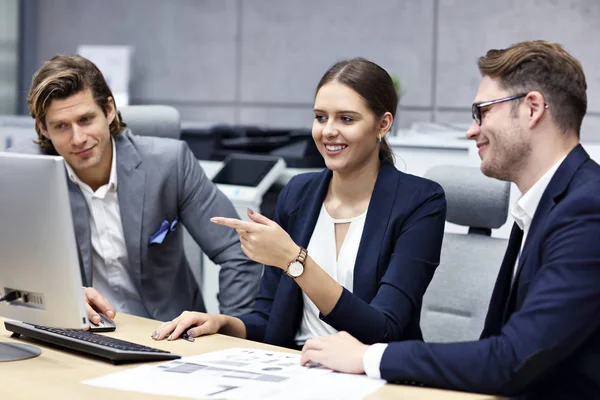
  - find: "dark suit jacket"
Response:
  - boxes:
[10,130,263,321]
[379,145,600,399]
[239,160,447,348]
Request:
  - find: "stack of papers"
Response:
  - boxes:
[83,347,385,399]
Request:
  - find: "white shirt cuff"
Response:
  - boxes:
[363,343,388,379]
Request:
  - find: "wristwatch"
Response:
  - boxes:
[286,246,307,278]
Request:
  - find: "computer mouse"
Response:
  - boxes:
[89,313,117,332]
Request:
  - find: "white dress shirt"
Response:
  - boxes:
[64,139,150,317]
[362,156,567,379]
[294,204,367,346]
[509,156,566,275]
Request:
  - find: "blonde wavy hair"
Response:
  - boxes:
[28,54,127,153]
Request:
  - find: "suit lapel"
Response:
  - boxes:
[352,161,398,301]
[115,132,145,284]
[274,161,396,344]
[293,169,332,248]
[290,162,397,301]
[273,169,331,345]
[68,178,93,286]
[503,199,553,320]
[503,144,589,320]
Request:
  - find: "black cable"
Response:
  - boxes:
[0,291,21,303]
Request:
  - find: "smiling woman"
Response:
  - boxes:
[154,58,447,353]
[313,58,397,172]
[312,82,387,179]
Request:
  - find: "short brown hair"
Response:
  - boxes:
[27,54,127,153]
[316,58,397,164]
[478,40,587,136]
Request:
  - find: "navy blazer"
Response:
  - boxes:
[378,145,600,399]
[239,160,446,348]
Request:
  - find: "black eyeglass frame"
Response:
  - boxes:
[471,93,527,126]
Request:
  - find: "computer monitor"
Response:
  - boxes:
[0,153,89,361]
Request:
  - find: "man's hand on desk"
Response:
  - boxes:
[83,287,116,326]
[301,331,369,374]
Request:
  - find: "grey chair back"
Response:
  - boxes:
[119,105,181,140]
[421,165,510,342]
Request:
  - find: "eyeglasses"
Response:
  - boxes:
[471,93,527,126]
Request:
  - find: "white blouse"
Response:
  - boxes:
[294,204,367,345]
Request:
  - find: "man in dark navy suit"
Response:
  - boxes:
[300,40,600,399]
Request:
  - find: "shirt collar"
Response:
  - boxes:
[64,138,118,192]
[510,155,566,231]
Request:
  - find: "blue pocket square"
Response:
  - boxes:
[149,219,178,245]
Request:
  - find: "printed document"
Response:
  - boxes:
[83,347,385,399]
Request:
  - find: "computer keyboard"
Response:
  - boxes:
[4,320,181,364]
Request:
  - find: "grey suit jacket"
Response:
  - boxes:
[10,129,262,321]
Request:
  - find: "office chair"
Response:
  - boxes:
[420,165,510,342]
[119,105,181,140]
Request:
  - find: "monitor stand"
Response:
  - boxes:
[0,341,41,362]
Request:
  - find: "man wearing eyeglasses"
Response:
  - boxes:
[300,41,600,399]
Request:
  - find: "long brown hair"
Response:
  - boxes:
[28,54,127,152]
[316,57,397,164]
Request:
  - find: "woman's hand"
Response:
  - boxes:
[301,331,369,374]
[151,311,225,341]
[211,209,300,270]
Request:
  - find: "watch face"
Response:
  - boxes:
[288,261,304,277]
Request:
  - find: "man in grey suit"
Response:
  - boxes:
[14,54,262,324]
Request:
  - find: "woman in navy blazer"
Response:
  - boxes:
[152,58,446,348]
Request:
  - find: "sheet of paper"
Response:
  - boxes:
[283,372,386,400]
[82,347,384,399]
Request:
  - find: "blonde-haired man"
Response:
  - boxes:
[14,55,262,324]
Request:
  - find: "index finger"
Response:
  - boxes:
[210,217,258,231]
[85,288,116,319]
[85,302,100,326]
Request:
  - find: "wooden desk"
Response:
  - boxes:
[0,314,500,400]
